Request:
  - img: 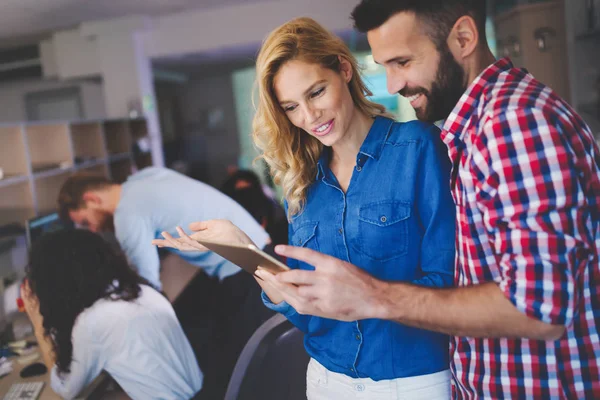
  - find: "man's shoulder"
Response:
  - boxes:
[480,68,568,122]
[113,201,152,233]
[125,166,178,184]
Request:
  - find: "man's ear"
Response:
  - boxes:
[338,56,353,83]
[82,192,102,208]
[447,15,479,60]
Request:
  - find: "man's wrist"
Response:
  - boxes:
[367,279,407,321]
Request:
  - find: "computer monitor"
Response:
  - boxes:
[25,212,73,250]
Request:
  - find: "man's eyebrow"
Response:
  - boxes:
[377,56,411,65]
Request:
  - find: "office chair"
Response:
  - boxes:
[224,313,309,400]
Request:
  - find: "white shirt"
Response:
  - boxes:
[50,285,203,400]
[114,167,270,289]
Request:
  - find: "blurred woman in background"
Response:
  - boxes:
[21,229,202,400]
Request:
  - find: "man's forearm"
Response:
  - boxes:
[373,281,565,341]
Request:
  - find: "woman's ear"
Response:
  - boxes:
[338,56,353,83]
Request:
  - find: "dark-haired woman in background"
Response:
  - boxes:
[221,169,288,246]
[20,229,202,400]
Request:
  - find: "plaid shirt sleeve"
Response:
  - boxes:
[470,107,587,326]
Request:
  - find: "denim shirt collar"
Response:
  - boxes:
[316,116,394,180]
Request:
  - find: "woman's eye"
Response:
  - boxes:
[284,105,297,112]
[310,88,325,98]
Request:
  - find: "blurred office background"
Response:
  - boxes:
[0,0,598,343]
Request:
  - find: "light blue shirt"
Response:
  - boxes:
[114,167,269,289]
[51,285,202,399]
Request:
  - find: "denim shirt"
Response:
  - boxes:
[262,116,456,381]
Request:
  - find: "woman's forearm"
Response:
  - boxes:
[33,324,56,371]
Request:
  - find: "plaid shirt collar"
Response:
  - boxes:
[441,57,514,147]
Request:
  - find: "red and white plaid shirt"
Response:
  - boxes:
[441,58,600,399]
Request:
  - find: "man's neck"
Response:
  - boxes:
[466,48,497,85]
[104,185,122,213]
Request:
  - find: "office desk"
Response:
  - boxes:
[0,254,201,399]
[160,253,202,304]
[0,346,61,400]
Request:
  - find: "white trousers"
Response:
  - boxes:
[306,358,451,400]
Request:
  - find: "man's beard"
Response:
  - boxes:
[401,46,467,123]
[97,212,115,233]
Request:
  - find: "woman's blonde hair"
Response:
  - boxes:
[253,17,388,219]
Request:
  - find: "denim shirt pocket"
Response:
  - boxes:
[291,221,319,249]
[355,201,411,261]
[290,221,320,270]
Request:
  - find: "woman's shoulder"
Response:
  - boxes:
[76,285,166,328]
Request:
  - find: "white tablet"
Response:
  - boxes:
[196,240,290,275]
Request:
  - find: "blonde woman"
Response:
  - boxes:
[155,17,455,399]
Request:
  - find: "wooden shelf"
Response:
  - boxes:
[71,122,107,163]
[78,163,109,178]
[104,120,132,155]
[130,119,148,141]
[0,174,29,189]
[34,171,72,213]
[109,159,133,183]
[26,123,73,171]
[134,152,153,170]
[0,181,33,209]
[109,152,131,162]
[0,208,35,228]
[75,158,107,170]
[0,126,29,177]
[33,166,73,180]
[0,181,34,226]
[0,118,152,228]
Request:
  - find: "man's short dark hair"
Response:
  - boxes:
[351,0,487,50]
[57,173,113,222]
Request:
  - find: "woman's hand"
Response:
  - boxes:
[254,268,290,305]
[151,219,256,252]
[20,279,56,370]
[20,280,43,333]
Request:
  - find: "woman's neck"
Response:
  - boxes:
[330,109,374,168]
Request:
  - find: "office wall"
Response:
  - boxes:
[495,1,571,101]
[565,0,600,137]
[80,80,107,119]
[45,0,357,81]
[232,67,258,170]
[145,0,357,59]
[174,73,240,187]
[51,29,101,79]
[0,78,106,123]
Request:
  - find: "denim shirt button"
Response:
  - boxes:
[356,166,362,172]
[380,216,387,223]
[355,334,360,340]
